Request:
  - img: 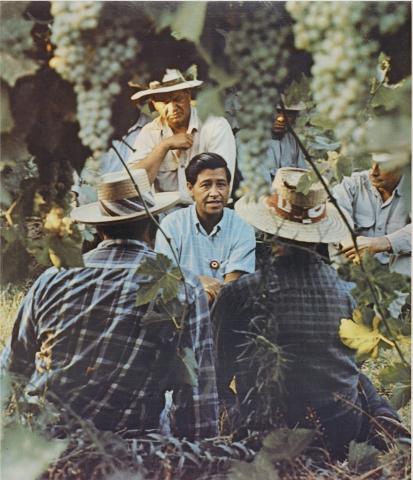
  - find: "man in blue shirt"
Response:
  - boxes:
[155,153,256,303]
[1,170,219,440]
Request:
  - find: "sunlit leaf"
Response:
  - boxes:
[339,315,393,359]
[135,253,182,306]
[379,362,411,386]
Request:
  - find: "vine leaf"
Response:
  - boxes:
[195,87,225,121]
[379,362,411,409]
[171,347,199,388]
[339,310,394,359]
[295,170,318,195]
[141,298,184,327]
[387,291,409,319]
[262,428,315,461]
[170,2,207,44]
[135,253,182,307]
[48,236,84,269]
[348,441,379,473]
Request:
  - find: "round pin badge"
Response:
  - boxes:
[209,260,220,270]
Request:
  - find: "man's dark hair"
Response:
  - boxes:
[96,217,157,240]
[185,152,231,185]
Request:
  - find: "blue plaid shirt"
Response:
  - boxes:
[213,250,359,422]
[155,205,256,281]
[1,240,218,439]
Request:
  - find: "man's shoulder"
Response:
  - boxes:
[224,208,254,232]
[138,115,162,133]
[161,206,192,226]
[201,113,232,132]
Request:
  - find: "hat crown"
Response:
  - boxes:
[162,69,186,84]
[273,168,327,209]
[98,169,151,202]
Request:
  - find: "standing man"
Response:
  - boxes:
[213,168,407,457]
[334,152,411,276]
[155,153,255,303]
[264,98,307,183]
[129,69,236,201]
[1,170,219,440]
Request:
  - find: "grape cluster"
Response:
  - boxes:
[287,2,378,156]
[226,6,292,198]
[44,207,73,237]
[49,2,141,156]
[376,2,409,34]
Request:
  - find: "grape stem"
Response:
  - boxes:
[111,142,189,339]
[278,96,409,368]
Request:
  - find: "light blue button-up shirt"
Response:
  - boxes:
[155,205,256,281]
[333,171,411,276]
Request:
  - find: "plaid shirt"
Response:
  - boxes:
[1,240,218,439]
[213,250,360,422]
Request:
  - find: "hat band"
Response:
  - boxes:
[266,192,327,224]
[151,78,187,90]
[99,192,155,217]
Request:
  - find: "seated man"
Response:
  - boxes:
[155,153,256,303]
[129,69,236,200]
[1,170,218,440]
[264,98,307,183]
[213,168,407,458]
[333,152,411,276]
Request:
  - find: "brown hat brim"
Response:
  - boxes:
[71,192,181,225]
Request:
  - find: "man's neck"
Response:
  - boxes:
[196,208,223,235]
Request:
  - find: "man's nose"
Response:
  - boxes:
[371,162,380,175]
[209,185,219,196]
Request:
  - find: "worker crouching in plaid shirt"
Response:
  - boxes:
[213,168,409,458]
[0,170,219,440]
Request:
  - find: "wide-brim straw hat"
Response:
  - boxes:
[276,94,306,112]
[235,168,352,244]
[131,68,203,101]
[71,169,180,225]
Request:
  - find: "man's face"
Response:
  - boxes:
[271,110,297,138]
[369,162,402,193]
[187,168,230,220]
[151,90,191,130]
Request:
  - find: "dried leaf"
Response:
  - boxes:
[348,441,379,473]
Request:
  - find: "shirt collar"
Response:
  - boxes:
[190,204,225,237]
[96,239,151,251]
[159,106,199,136]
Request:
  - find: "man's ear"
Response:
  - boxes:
[187,181,194,198]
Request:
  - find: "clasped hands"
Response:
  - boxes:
[340,236,392,263]
[198,275,222,304]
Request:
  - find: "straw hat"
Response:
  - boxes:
[71,169,180,225]
[235,168,351,243]
[130,69,203,102]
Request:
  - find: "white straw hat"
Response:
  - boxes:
[130,69,203,101]
[235,168,351,243]
[276,94,306,111]
[71,169,180,225]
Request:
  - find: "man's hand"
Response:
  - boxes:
[198,275,222,304]
[165,133,193,151]
[340,236,392,262]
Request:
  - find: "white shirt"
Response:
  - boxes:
[130,107,236,197]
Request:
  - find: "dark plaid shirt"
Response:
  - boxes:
[213,251,360,422]
[1,240,218,439]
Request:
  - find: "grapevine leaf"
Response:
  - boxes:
[1,239,32,284]
[262,428,315,461]
[230,450,279,480]
[141,298,184,327]
[0,132,31,169]
[387,291,409,319]
[135,253,182,307]
[390,384,411,410]
[371,85,400,110]
[1,425,67,480]
[310,136,340,151]
[1,83,14,133]
[378,362,411,386]
[310,115,335,130]
[339,316,393,359]
[295,171,318,195]
[170,2,207,44]
[48,236,84,268]
[348,441,379,473]
[27,238,52,267]
[179,347,199,388]
[0,53,39,88]
[195,87,225,122]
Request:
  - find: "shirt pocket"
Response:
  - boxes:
[354,210,375,233]
[158,153,178,173]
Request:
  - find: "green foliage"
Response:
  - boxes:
[295,170,319,195]
[196,87,226,122]
[170,2,208,44]
[261,428,315,462]
[176,347,199,388]
[135,253,182,307]
[347,441,380,473]
[48,236,84,268]
[379,362,411,409]
[1,83,15,133]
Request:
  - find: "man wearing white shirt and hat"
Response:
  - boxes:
[333,151,411,276]
[129,69,236,202]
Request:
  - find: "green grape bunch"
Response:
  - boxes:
[226,6,292,199]
[49,1,141,157]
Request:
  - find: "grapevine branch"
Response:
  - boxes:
[111,142,189,335]
[278,96,409,367]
